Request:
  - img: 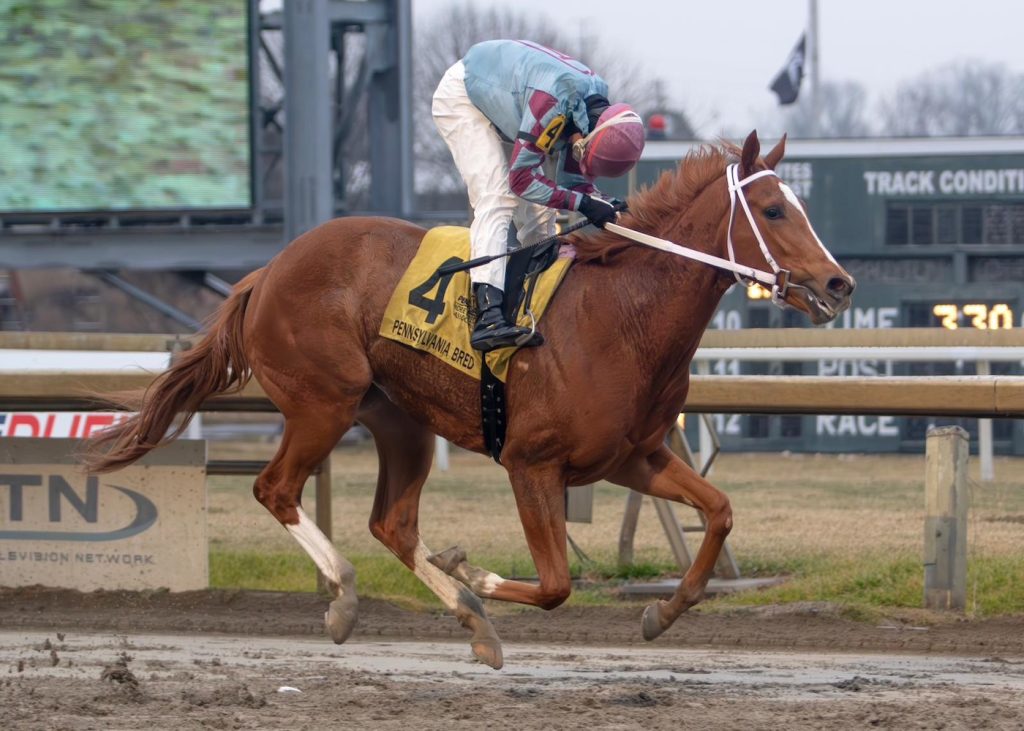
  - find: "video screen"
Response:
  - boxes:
[0,1,251,212]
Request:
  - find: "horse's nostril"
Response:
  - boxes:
[827,276,853,297]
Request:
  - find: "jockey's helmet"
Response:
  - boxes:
[575,103,645,178]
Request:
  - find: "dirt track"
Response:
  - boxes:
[2,588,1024,729]
[5,630,1024,730]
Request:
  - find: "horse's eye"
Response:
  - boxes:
[764,206,783,220]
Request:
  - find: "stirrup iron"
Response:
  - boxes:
[513,309,538,347]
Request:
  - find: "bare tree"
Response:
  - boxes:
[413,2,694,202]
[782,80,873,138]
[879,60,1024,136]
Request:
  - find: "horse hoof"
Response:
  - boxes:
[325,593,358,644]
[428,546,467,575]
[471,637,504,670]
[641,602,667,641]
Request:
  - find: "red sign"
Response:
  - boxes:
[0,413,131,439]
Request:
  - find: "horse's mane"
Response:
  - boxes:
[572,142,740,264]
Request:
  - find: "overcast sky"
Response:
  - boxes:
[412,0,1024,137]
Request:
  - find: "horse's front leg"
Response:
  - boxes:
[606,443,733,640]
[434,464,572,610]
[358,388,503,669]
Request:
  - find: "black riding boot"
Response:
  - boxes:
[470,284,543,353]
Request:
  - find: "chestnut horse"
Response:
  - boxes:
[85,131,854,669]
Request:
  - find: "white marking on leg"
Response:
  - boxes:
[414,540,503,666]
[411,541,462,610]
[447,560,506,596]
[428,547,507,597]
[286,507,355,595]
[780,183,838,265]
[470,569,505,596]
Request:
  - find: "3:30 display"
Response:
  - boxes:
[932,303,1014,330]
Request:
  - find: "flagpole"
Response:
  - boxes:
[808,0,820,136]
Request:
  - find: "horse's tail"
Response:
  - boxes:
[82,269,263,474]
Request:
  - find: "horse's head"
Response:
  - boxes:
[726,130,855,324]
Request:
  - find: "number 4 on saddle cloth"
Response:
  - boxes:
[379,225,574,461]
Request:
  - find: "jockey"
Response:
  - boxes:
[432,39,645,353]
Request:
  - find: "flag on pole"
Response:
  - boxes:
[769,34,806,105]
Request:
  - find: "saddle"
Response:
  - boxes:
[378,226,573,463]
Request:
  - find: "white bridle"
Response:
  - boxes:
[604,163,793,309]
[725,163,791,307]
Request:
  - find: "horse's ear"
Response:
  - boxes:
[764,133,787,170]
[740,130,760,176]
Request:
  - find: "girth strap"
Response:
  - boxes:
[480,360,506,463]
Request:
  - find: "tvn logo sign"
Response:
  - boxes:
[0,473,158,541]
[1,438,205,591]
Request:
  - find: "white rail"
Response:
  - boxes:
[695,346,1024,362]
[692,346,1020,481]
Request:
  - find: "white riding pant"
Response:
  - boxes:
[432,61,556,290]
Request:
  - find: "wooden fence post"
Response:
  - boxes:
[924,425,969,611]
[975,359,994,482]
[618,491,644,567]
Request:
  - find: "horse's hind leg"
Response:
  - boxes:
[358,388,503,669]
[606,443,733,641]
[252,406,361,644]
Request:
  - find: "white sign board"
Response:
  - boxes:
[0,438,207,591]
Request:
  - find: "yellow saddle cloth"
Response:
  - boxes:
[379,226,573,382]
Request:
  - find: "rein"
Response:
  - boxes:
[440,164,798,310]
[607,163,793,309]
